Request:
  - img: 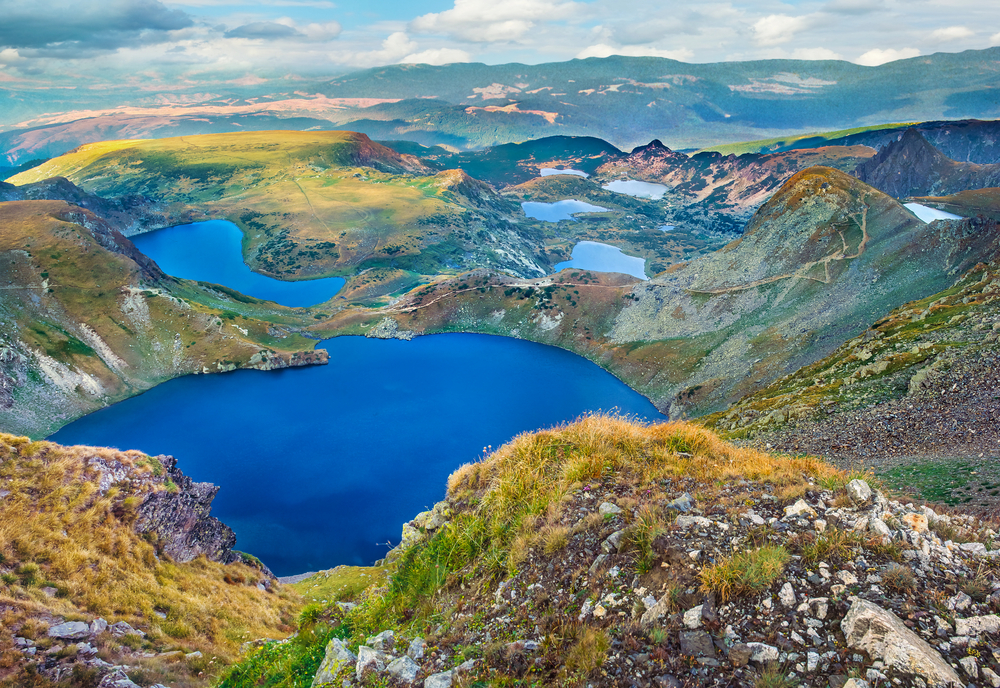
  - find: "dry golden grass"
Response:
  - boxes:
[448,414,840,565]
[0,433,301,685]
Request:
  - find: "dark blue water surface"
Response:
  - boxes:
[50,334,665,576]
[131,220,345,307]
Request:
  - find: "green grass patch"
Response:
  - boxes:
[289,566,386,606]
[700,545,790,602]
[881,459,978,505]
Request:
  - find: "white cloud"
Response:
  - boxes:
[791,47,842,61]
[575,44,693,61]
[401,47,472,65]
[992,32,1000,46]
[855,47,920,66]
[410,0,581,43]
[929,26,974,42]
[751,15,811,47]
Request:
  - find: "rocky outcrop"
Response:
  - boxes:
[365,318,415,341]
[134,455,240,566]
[242,348,330,371]
[855,128,1000,198]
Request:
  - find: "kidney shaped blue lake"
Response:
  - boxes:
[50,334,665,576]
[132,220,345,307]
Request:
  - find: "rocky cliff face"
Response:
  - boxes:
[0,197,328,438]
[854,128,1000,198]
[134,454,240,566]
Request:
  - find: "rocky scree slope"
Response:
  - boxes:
[224,416,1000,688]
[0,198,327,438]
[0,433,299,688]
[609,166,1000,418]
[704,256,1000,500]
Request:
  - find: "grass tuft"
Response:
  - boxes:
[700,546,791,602]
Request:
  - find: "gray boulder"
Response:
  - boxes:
[311,638,356,687]
[424,670,453,688]
[847,479,874,506]
[355,645,386,682]
[387,655,421,683]
[842,598,961,686]
[48,621,90,640]
[408,637,426,660]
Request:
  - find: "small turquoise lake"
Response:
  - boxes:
[50,334,665,576]
[555,241,647,280]
[132,220,345,307]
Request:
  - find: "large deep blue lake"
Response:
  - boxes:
[50,334,665,576]
[132,220,345,307]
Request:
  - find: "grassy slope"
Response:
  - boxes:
[703,255,1000,440]
[0,200,323,438]
[6,132,534,285]
[0,433,301,688]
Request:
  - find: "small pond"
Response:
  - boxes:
[602,179,668,200]
[540,168,589,178]
[554,241,647,280]
[521,200,610,222]
[903,203,963,224]
[132,220,345,307]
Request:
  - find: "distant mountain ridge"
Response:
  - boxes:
[3,49,1000,166]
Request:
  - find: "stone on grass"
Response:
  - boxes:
[48,622,90,640]
[355,646,385,682]
[407,637,426,660]
[366,630,395,651]
[842,598,961,687]
[90,618,108,635]
[679,630,715,658]
[954,614,1000,637]
[675,515,713,529]
[666,493,694,512]
[311,638,356,687]
[387,656,420,683]
[424,669,453,688]
[846,480,874,506]
[784,499,818,519]
[599,502,623,516]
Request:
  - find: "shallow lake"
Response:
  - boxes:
[49,334,665,576]
[602,179,668,200]
[132,220,345,307]
[903,203,963,223]
[521,200,610,222]
[539,168,588,178]
[554,241,647,280]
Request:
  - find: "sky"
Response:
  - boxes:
[0,0,997,88]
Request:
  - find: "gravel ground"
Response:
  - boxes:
[751,347,1000,507]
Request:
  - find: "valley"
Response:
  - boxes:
[3,83,1000,688]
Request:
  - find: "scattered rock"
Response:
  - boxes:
[842,598,961,686]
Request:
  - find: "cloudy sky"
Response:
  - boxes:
[0,0,996,87]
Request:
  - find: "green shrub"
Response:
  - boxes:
[700,546,790,602]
